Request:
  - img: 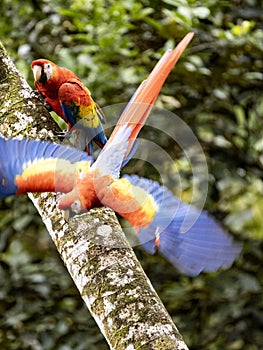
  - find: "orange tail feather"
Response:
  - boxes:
[108,32,194,153]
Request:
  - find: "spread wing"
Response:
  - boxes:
[106,32,194,164]
[0,136,91,198]
[91,125,132,179]
[123,175,242,276]
[96,32,194,173]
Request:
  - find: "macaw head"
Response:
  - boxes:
[31,59,56,84]
[57,162,93,214]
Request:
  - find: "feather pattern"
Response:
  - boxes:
[31,59,107,156]
[124,175,242,276]
[91,125,132,179]
[107,32,194,162]
[0,136,91,198]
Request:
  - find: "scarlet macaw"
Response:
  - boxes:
[0,33,241,275]
[31,58,107,156]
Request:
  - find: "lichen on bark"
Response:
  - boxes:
[0,40,189,350]
[0,41,59,139]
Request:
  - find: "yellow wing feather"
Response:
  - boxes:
[15,158,91,194]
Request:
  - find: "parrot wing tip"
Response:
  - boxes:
[125,175,241,276]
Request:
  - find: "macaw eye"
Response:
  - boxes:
[71,200,81,213]
[44,63,53,80]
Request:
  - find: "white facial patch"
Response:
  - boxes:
[44,63,53,81]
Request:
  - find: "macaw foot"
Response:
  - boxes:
[31,90,53,112]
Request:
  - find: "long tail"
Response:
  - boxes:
[104,32,194,165]
[0,136,91,198]
[122,175,242,276]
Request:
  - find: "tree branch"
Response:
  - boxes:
[0,41,189,349]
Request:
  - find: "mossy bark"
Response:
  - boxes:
[0,41,189,350]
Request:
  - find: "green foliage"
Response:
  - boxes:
[1,0,263,349]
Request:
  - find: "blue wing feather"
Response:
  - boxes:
[61,103,77,126]
[123,175,242,276]
[0,136,91,198]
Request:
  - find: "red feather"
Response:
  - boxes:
[105,32,194,161]
[31,59,107,155]
[32,59,77,120]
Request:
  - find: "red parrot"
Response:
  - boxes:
[0,33,242,275]
[31,58,107,156]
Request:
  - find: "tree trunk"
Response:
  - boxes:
[0,41,189,350]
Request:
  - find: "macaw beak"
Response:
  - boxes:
[62,209,70,222]
[32,65,41,81]
[32,65,46,83]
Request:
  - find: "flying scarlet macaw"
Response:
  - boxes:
[0,33,241,276]
[31,57,107,156]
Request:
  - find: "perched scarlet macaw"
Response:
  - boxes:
[31,58,107,156]
[0,33,241,276]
